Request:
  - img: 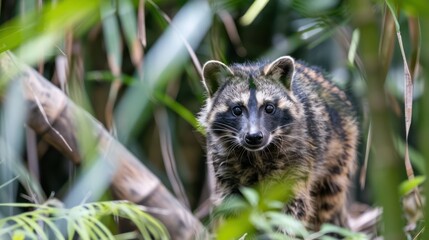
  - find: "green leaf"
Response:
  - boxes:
[216,210,254,240]
[240,187,260,207]
[19,215,49,239]
[265,200,285,210]
[399,176,425,197]
[265,211,309,237]
[313,224,367,239]
[213,195,248,217]
[385,0,400,31]
[0,0,101,63]
[348,29,360,67]
[11,230,25,240]
[249,211,271,233]
[400,0,429,16]
[0,201,168,240]
[37,216,65,240]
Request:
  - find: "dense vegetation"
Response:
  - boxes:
[0,0,428,239]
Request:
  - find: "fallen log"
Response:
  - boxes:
[0,51,205,239]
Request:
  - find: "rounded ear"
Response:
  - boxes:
[202,60,234,97]
[263,56,295,89]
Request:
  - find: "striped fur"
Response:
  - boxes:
[198,56,358,230]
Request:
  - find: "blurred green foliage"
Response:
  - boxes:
[0,201,169,239]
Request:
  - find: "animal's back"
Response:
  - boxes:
[198,56,358,230]
[292,61,358,226]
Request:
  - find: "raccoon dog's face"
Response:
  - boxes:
[199,56,302,152]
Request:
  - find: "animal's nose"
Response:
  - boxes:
[245,131,264,145]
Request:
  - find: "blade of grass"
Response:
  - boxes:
[386,1,422,207]
[386,0,414,176]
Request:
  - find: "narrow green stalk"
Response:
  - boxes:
[350,1,405,239]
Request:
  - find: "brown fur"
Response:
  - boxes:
[198,56,358,230]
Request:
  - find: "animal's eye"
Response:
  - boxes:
[232,106,243,116]
[265,103,275,114]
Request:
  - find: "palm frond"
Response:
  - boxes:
[0,200,169,240]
